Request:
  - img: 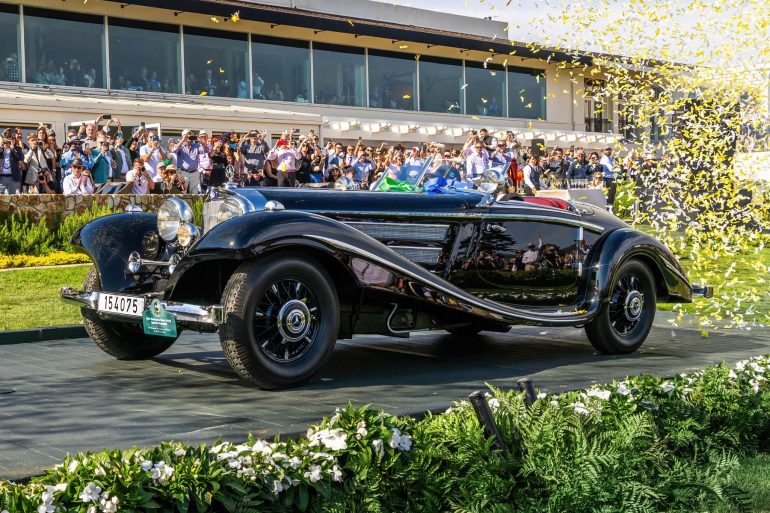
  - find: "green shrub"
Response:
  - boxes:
[0,212,55,256]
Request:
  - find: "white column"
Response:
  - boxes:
[461,59,466,115]
[504,64,509,118]
[415,56,420,112]
[364,47,369,108]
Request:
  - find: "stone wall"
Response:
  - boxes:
[0,194,198,224]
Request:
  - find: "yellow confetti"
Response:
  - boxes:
[399,44,409,49]
[219,67,225,73]
[347,19,354,26]
[210,17,220,23]
[481,98,488,103]
[206,59,213,65]
[199,91,208,96]
[230,11,240,22]
[402,94,411,99]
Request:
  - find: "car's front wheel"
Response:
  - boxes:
[219,254,339,389]
[81,268,177,359]
[584,259,656,354]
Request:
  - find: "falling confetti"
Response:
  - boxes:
[347,19,355,26]
[210,17,220,23]
[399,44,409,49]
[460,83,469,90]
[206,59,213,65]
[199,91,208,96]
[230,11,240,22]
[402,94,411,99]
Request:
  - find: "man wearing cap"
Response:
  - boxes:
[62,158,94,195]
[111,131,132,181]
[60,138,93,176]
[197,130,212,192]
[350,150,374,184]
[267,133,300,187]
[521,233,542,271]
[173,129,203,193]
[599,146,616,208]
[239,130,270,185]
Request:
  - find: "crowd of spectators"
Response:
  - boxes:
[0,116,646,209]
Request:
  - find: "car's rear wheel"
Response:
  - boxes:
[219,254,339,389]
[585,259,656,354]
[81,268,177,360]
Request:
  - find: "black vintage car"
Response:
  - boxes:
[61,162,711,389]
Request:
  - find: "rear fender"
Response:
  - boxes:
[586,228,692,306]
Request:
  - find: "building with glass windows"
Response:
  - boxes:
[0,0,625,150]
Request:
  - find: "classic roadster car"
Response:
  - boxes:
[61,159,711,389]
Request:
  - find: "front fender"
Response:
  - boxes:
[72,212,160,292]
[587,228,692,306]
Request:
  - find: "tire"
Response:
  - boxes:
[81,268,177,360]
[219,253,339,389]
[585,259,656,354]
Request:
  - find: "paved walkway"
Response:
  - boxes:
[1,312,768,480]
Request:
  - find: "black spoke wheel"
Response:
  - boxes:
[585,260,656,354]
[220,254,339,389]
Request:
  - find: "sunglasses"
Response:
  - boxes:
[72,165,83,169]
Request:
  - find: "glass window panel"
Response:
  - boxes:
[251,35,310,103]
[24,7,105,88]
[0,5,20,83]
[508,66,546,120]
[313,43,365,107]
[464,60,505,117]
[367,49,415,111]
[109,19,180,94]
[183,27,248,99]
[419,56,463,114]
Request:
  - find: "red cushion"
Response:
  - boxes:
[522,197,571,210]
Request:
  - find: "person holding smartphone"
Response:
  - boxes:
[139,130,165,177]
[125,157,155,194]
[267,131,300,187]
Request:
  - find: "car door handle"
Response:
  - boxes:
[484,224,506,234]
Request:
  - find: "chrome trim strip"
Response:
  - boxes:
[60,287,223,326]
[345,221,451,242]
[305,235,592,324]
[308,209,604,233]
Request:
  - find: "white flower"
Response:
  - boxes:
[389,428,413,452]
[728,370,738,380]
[304,465,323,483]
[87,508,97,513]
[252,440,273,455]
[174,448,186,457]
[750,379,761,394]
[372,438,384,457]
[549,400,559,407]
[616,383,631,396]
[94,466,106,476]
[750,362,765,374]
[355,420,368,439]
[536,392,547,400]
[488,398,501,411]
[330,465,343,482]
[570,402,590,416]
[586,388,611,401]
[660,383,676,393]
[140,460,153,472]
[100,495,119,513]
[209,442,229,454]
[736,360,748,371]
[272,479,284,495]
[151,461,175,485]
[67,460,80,473]
[289,456,302,470]
[309,428,348,451]
[79,482,101,503]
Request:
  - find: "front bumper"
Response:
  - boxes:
[60,287,223,328]
[691,284,714,298]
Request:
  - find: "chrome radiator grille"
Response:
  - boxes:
[390,246,443,265]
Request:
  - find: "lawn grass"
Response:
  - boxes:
[715,454,770,512]
[0,265,91,331]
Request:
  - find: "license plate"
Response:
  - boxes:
[97,293,145,317]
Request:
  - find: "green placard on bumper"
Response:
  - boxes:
[142,299,178,338]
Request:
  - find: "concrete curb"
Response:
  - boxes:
[0,325,87,345]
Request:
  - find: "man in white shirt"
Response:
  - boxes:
[465,141,489,179]
[139,131,166,177]
[522,154,543,195]
[62,158,94,195]
[125,158,155,194]
[599,146,617,208]
[521,235,542,271]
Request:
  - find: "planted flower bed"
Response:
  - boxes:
[3,356,770,512]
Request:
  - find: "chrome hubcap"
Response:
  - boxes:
[609,273,646,336]
[252,279,319,363]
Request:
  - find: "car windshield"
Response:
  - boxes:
[370,155,435,190]
[424,158,465,181]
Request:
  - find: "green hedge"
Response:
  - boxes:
[4,356,770,512]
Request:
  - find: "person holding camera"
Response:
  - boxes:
[140,130,166,178]
[62,158,94,195]
[267,131,301,187]
[152,163,187,193]
[174,129,203,193]
[23,132,54,193]
[0,134,24,194]
[91,134,116,184]
[208,138,228,188]
[125,157,155,194]
[239,130,270,186]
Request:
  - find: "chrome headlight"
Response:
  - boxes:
[177,222,200,248]
[479,169,507,194]
[217,196,254,224]
[157,198,193,242]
